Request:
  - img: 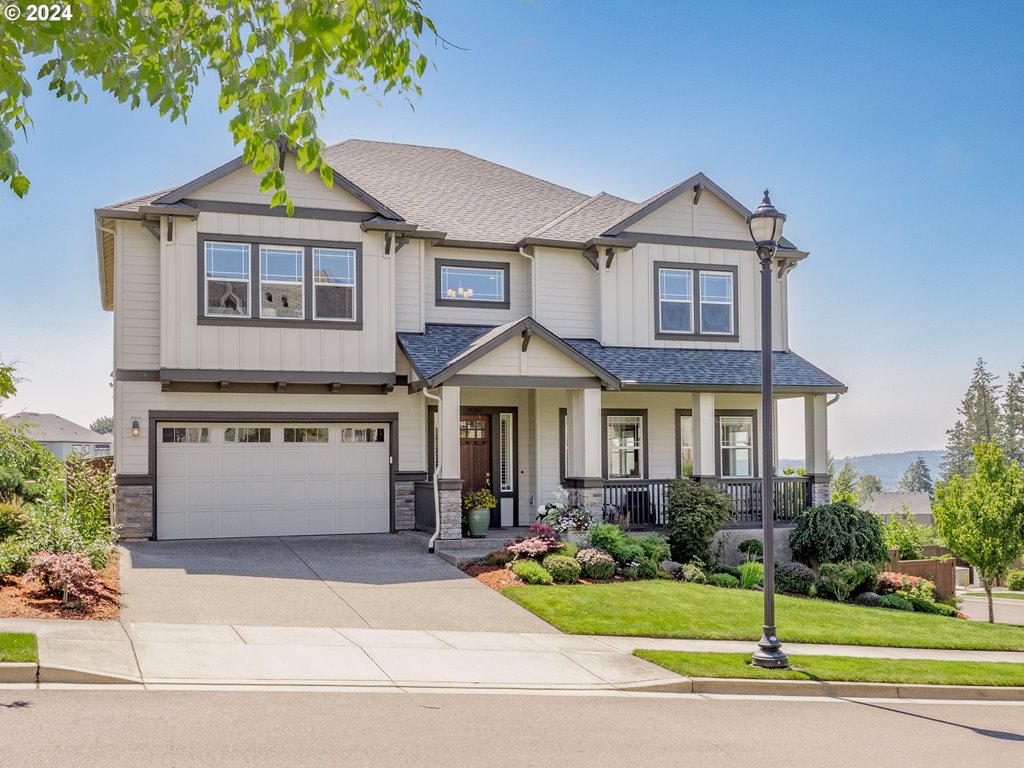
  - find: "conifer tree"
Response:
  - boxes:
[897,456,934,496]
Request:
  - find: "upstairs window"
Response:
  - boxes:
[260,246,303,320]
[436,259,510,308]
[205,242,250,317]
[313,248,357,321]
[655,262,738,339]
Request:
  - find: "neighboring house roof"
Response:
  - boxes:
[397,323,846,393]
[861,492,933,521]
[4,412,111,444]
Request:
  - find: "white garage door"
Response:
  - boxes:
[156,422,390,540]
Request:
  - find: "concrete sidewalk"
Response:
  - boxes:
[2,618,1023,691]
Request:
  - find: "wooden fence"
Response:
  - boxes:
[884,549,956,599]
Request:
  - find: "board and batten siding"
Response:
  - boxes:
[458,336,595,379]
[599,243,788,351]
[161,214,395,373]
[623,188,750,240]
[186,156,375,213]
[394,239,424,332]
[114,381,427,476]
[423,247,530,325]
[115,221,161,371]
[532,247,597,338]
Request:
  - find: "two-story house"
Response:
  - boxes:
[94,139,844,543]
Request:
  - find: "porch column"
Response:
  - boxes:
[691,392,717,480]
[565,387,604,521]
[804,394,830,506]
[437,385,463,540]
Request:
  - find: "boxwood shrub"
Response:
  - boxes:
[512,559,553,585]
[542,554,582,583]
[707,572,740,589]
[576,548,616,580]
[879,593,913,611]
[774,562,815,595]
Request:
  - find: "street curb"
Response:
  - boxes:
[0,663,38,684]
[686,677,1024,701]
[37,665,142,685]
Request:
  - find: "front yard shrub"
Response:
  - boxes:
[481,550,513,566]
[738,538,764,561]
[559,542,580,559]
[0,467,27,502]
[614,542,645,567]
[665,477,733,565]
[636,557,659,580]
[576,548,616,580]
[542,554,582,583]
[0,538,31,575]
[506,526,562,560]
[637,533,671,563]
[588,523,627,558]
[707,572,740,589]
[934,603,959,618]
[774,562,815,595]
[712,564,742,580]
[679,561,707,584]
[738,561,764,589]
[817,563,867,603]
[789,501,888,568]
[877,572,935,597]
[879,593,914,612]
[910,597,940,614]
[1006,569,1024,592]
[512,559,553,585]
[0,500,28,540]
[25,551,102,605]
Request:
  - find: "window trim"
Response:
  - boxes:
[601,409,649,480]
[674,408,694,478]
[197,233,363,330]
[259,244,305,322]
[715,409,758,479]
[653,261,739,342]
[204,240,252,319]
[434,258,511,310]
[312,246,358,322]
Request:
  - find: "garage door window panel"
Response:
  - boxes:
[224,427,272,443]
[284,427,329,443]
[162,427,210,444]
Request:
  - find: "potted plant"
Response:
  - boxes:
[538,490,593,547]
[463,488,497,537]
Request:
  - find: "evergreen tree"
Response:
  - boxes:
[856,474,883,501]
[831,459,858,504]
[943,359,1002,479]
[897,455,934,496]
[1001,366,1024,465]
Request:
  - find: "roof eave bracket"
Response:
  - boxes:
[582,247,600,271]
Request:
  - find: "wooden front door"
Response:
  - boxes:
[460,415,494,522]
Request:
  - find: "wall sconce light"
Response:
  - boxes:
[131,418,141,437]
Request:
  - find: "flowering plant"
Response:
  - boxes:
[877,571,935,596]
[536,489,591,532]
[463,488,497,510]
[24,551,103,605]
[506,523,563,559]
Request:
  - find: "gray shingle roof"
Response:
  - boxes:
[321,140,590,243]
[4,413,111,443]
[398,323,845,391]
[565,339,845,389]
[527,192,640,243]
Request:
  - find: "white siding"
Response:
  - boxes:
[624,188,750,241]
[115,221,161,369]
[533,247,597,338]
[114,380,425,476]
[459,336,595,378]
[187,156,374,212]
[395,239,424,332]
[424,247,530,325]
[161,215,394,372]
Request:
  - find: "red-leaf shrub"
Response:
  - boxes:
[24,551,103,604]
[876,571,934,596]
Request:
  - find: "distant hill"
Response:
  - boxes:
[777,450,945,491]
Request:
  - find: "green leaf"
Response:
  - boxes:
[10,173,30,198]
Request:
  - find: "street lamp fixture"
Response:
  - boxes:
[747,189,789,669]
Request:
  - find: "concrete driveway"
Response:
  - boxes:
[119,534,556,633]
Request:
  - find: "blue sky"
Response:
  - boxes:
[2,0,1023,459]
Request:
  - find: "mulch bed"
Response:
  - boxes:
[464,563,522,591]
[0,550,121,621]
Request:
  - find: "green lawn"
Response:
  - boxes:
[635,650,1024,687]
[502,581,1024,651]
[0,633,38,663]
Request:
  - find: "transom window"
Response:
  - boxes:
[655,262,737,338]
[719,415,754,478]
[284,427,328,443]
[313,248,357,321]
[162,427,210,444]
[436,259,509,306]
[606,414,644,479]
[224,427,271,444]
[205,242,250,317]
[260,246,303,319]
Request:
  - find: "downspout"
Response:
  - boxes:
[519,247,536,318]
[826,393,842,407]
[421,387,442,553]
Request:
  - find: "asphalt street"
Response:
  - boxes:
[3,689,1023,767]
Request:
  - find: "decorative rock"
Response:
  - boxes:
[659,560,683,575]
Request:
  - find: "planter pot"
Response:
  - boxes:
[562,530,590,548]
[467,506,491,537]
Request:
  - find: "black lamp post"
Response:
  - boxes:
[747,190,789,669]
